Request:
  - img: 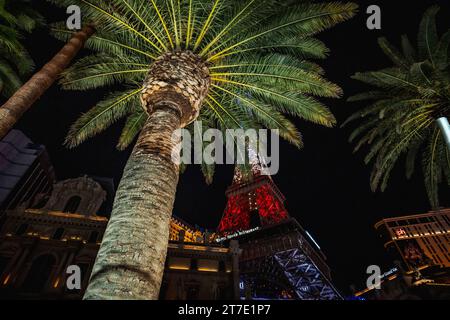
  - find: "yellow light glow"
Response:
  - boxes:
[2,274,11,285]
[183,245,207,251]
[26,209,107,222]
[53,278,60,288]
[198,268,218,272]
[169,266,190,271]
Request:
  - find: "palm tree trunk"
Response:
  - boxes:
[84,105,182,300]
[0,25,95,139]
[84,51,210,300]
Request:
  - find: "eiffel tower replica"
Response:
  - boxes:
[216,151,342,300]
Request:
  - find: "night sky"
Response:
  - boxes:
[5,0,450,294]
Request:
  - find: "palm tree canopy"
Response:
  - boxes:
[0,0,44,98]
[344,6,450,208]
[49,0,356,180]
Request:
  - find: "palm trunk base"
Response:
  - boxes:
[84,108,181,300]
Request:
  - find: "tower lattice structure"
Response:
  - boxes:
[217,150,288,234]
[216,152,342,300]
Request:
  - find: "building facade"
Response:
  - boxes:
[0,147,341,300]
[0,176,109,299]
[0,176,238,300]
[162,216,238,300]
[354,208,450,300]
[375,208,450,271]
[0,130,55,210]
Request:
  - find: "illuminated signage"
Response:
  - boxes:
[380,267,398,280]
[395,228,406,237]
[215,227,260,242]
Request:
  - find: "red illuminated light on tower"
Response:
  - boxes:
[217,151,289,234]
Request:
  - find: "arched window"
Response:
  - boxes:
[63,196,81,213]
[21,254,56,293]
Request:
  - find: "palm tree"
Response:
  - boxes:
[344,6,450,208]
[51,0,357,299]
[0,3,94,139]
[0,0,43,98]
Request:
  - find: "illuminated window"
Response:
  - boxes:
[395,228,406,237]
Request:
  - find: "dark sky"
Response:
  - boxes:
[8,0,450,294]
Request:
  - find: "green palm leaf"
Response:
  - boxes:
[0,0,43,98]
[345,5,450,208]
[51,0,356,182]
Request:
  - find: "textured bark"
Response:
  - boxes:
[141,51,210,127]
[0,25,95,139]
[84,51,210,300]
[84,107,182,300]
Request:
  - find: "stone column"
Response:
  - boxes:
[0,245,23,286]
[10,240,35,288]
[50,251,69,292]
[229,240,241,300]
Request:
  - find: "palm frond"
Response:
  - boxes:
[51,0,357,183]
[346,5,450,208]
[0,0,43,98]
[65,88,143,148]
[117,110,148,150]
